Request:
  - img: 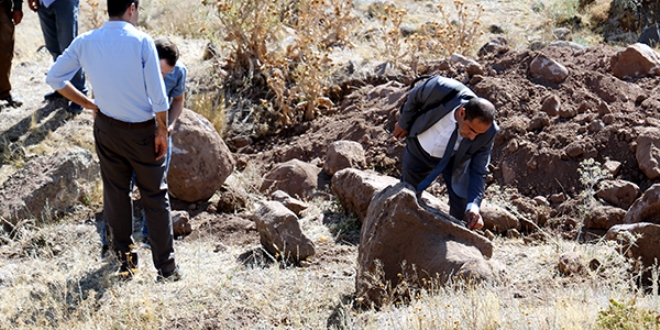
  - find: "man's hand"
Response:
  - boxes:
[465,209,484,230]
[154,130,168,160]
[154,111,169,160]
[12,10,23,25]
[392,122,408,140]
[28,0,39,11]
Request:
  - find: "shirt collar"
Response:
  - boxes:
[103,21,135,30]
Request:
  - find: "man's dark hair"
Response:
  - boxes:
[108,0,138,17]
[155,38,179,67]
[463,98,496,125]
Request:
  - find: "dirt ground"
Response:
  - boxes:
[233,43,660,233]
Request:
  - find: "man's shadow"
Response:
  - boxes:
[0,100,75,166]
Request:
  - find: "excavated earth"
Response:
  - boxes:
[235,43,660,233]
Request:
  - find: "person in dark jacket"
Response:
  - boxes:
[0,0,24,107]
[393,76,498,231]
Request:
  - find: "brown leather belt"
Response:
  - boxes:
[96,110,155,129]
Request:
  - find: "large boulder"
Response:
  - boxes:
[260,159,321,200]
[636,129,660,180]
[0,147,99,223]
[596,179,640,210]
[606,222,660,283]
[356,183,502,306]
[323,140,366,176]
[253,201,315,260]
[331,168,402,223]
[169,109,235,203]
[624,184,660,225]
[529,54,569,84]
[610,43,660,79]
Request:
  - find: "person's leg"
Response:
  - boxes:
[0,2,14,99]
[93,119,137,270]
[442,172,468,221]
[130,127,177,275]
[142,136,172,242]
[37,4,60,61]
[401,137,440,189]
[51,0,86,94]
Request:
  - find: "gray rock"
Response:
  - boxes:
[169,109,235,203]
[0,147,99,223]
[623,184,660,225]
[253,201,315,260]
[356,183,503,306]
[324,140,366,176]
[260,159,321,200]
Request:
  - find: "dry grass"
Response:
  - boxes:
[1,220,658,329]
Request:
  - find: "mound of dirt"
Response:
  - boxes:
[237,43,660,223]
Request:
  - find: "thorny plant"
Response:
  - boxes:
[576,158,612,242]
[373,0,485,74]
[216,0,356,130]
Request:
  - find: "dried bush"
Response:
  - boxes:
[216,0,356,131]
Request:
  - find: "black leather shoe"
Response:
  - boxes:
[1,93,23,107]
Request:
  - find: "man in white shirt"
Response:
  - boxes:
[393,76,498,231]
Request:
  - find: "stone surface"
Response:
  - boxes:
[481,203,519,233]
[169,109,235,203]
[270,190,309,216]
[610,43,660,79]
[530,54,569,84]
[596,179,640,210]
[607,222,660,283]
[253,201,315,260]
[0,147,99,223]
[623,184,660,225]
[172,210,192,237]
[356,183,502,306]
[583,205,627,230]
[324,140,366,176]
[540,95,560,116]
[260,159,321,200]
[558,252,585,276]
[331,168,400,223]
[636,129,660,179]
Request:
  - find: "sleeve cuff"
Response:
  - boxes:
[465,203,479,214]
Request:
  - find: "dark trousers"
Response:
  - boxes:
[38,0,86,94]
[94,115,176,273]
[401,137,467,220]
[0,1,14,99]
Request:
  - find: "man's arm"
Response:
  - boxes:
[168,94,183,133]
[57,82,98,111]
[141,38,169,160]
[464,124,498,230]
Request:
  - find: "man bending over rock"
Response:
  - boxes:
[393,76,498,231]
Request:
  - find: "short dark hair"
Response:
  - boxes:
[463,97,496,125]
[107,0,138,17]
[155,38,179,67]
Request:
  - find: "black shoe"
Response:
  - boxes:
[156,267,183,283]
[44,90,65,101]
[1,93,23,108]
[68,102,83,114]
